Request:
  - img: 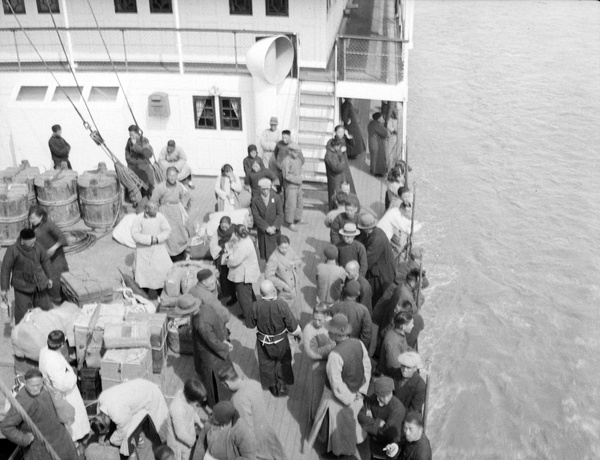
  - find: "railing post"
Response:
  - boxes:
[334,38,338,83]
[233,31,238,72]
[121,29,128,71]
[13,30,21,71]
[342,38,346,81]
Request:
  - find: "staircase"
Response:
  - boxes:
[297,80,335,208]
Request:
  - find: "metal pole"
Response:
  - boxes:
[13,30,21,71]
[233,31,238,72]
[121,29,128,71]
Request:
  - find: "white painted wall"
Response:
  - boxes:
[0,71,299,177]
[0,0,343,68]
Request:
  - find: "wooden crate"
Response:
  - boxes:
[100,348,152,390]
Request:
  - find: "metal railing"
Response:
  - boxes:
[336,35,406,85]
[0,27,297,74]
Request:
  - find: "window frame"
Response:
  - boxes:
[36,0,59,14]
[193,96,217,130]
[219,97,243,131]
[149,0,173,14]
[265,0,288,17]
[3,0,26,15]
[114,0,137,14]
[229,0,252,16]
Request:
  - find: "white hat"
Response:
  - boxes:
[258,178,272,188]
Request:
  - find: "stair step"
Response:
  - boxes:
[299,142,327,150]
[300,115,331,122]
[300,80,335,94]
[299,135,330,145]
[300,106,334,119]
[300,102,335,108]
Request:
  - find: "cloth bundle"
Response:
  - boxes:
[61,268,114,306]
[167,316,194,355]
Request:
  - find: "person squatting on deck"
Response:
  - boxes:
[1,228,52,324]
[159,140,194,189]
[308,313,371,457]
[247,280,301,397]
[153,166,193,262]
[125,125,155,199]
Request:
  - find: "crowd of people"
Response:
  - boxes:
[0,109,432,460]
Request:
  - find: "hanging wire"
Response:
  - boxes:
[43,0,100,132]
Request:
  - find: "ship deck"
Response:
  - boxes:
[0,152,391,459]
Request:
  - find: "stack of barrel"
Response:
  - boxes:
[0,161,122,245]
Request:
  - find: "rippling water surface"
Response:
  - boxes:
[409,2,600,458]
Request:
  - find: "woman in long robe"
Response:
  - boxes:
[214,164,243,212]
[324,125,356,208]
[264,235,303,320]
[153,167,192,262]
[29,206,68,303]
[341,98,366,159]
[38,331,90,442]
[367,112,390,176]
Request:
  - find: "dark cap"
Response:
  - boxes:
[196,269,213,283]
[213,401,237,425]
[20,229,35,240]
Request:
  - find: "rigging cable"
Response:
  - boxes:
[44,0,100,133]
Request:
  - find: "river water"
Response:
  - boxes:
[409,1,600,458]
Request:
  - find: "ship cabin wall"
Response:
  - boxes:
[0,72,299,176]
[0,0,348,69]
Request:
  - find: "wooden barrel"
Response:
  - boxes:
[0,184,30,246]
[78,164,121,230]
[14,165,40,207]
[34,169,80,228]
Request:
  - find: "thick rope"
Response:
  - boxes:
[0,378,62,460]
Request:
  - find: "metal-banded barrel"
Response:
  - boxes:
[34,169,80,228]
[14,164,40,207]
[78,163,121,230]
[0,184,30,246]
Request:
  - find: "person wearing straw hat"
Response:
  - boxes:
[1,368,79,460]
[1,228,52,324]
[191,289,234,408]
[357,213,397,305]
[307,313,371,457]
[251,177,283,260]
[247,280,301,397]
[193,401,257,460]
[39,330,90,444]
[358,376,406,460]
[336,222,368,277]
[153,166,193,262]
[158,140,194,189]
[259,116,281,173]
[395,351,427,414]
[125,125,155,199]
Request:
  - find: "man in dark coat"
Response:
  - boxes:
[395,352,426,415]
[251,177,283,260]
[358,376,406,459]
[341,98,366,159]
[247,280,301,397]
[125,124,155,198]
[329,195,360,245]
[324,125,356,208]
[191,293,233,407]
[1,369,79,460]
[331,260,373,314]
[387,412,432,460]
[48,124,72,169]
[330,280,372,348]
[367,112,389,176]
[1,229,52,324]
[357,213,397,305]
[336,223,368,277]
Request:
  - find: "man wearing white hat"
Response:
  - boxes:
[251,177,283,260]
[395,351,426,414]
[336,222,368,277]
[308,313,371,457]
[259,116,281,171]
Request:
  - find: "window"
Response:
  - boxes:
[149,0,172,13]
[220,97,242,131]
[193,96,216,129]
[52,86,82,102]
[36,0,59,13]
[88,86,119,102]
[3,0,26,14]
[266,0,288,17]
[114,0,137,13]
[229,0,251,15]
[16,86,47,101]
